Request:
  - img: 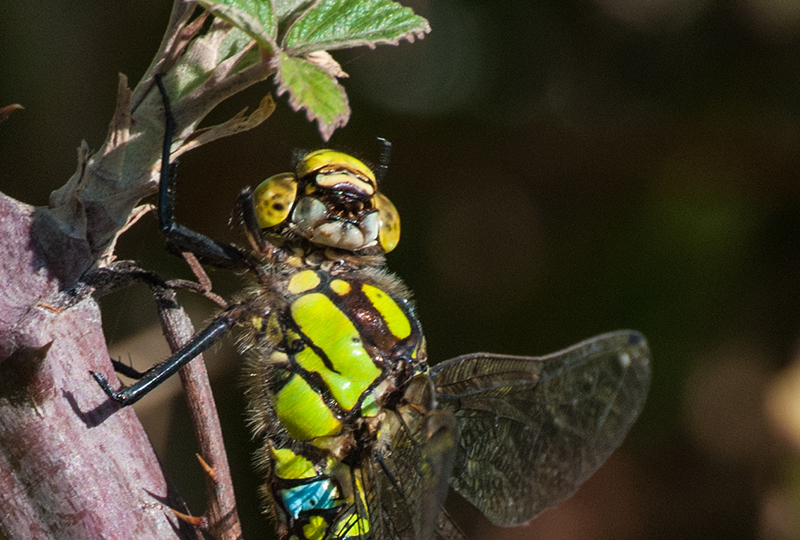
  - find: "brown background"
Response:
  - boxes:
[3,1,800,539]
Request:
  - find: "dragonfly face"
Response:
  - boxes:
[252,150,401,253]
[94,87,651,540]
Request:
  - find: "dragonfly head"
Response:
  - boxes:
[253,149,400,253]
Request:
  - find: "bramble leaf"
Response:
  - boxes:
[284,0,431,54]
[194,0,430,140]
[274,0,313,20]
[273,52,349,141]
[196,0,278,54]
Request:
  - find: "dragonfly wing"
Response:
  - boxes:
[337,376,458,540]
[415,411,458,540]
[429,330,651,526]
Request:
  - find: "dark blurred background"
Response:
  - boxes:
[4,0,800,538]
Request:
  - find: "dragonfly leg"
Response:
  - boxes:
[91,304,242,407]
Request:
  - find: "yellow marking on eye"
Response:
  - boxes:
[273,375,342,440]
[303,516,328,540]
[288,270,321,294]
[374,192,401,253]
[291,293,381,410]
[271,447,316,480]
[329,279,351,296]
[362,284,411,340]
[253,173,298,228]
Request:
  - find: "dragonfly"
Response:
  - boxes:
[92,74,651,540]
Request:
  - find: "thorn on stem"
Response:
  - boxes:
[169,507,207,529]
[196,453,218,482]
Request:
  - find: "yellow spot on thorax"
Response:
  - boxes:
[329,279,351,296]
[266,313,283,345]
[288,270,321,294]
[268,351,289,365]
[251,316,264,331]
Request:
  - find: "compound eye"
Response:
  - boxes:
[253,173,298,229]
[374,192,400,253]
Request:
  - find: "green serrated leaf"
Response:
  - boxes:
[274,0,314,20]
[196,0,278,54]
[283,0,431,54]
[274,52,350,141]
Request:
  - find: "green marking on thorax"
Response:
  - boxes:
[273,375,342,440]
[272,447,316,480]
[291,293,381,411]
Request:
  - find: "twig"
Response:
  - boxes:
[151,284,243,540]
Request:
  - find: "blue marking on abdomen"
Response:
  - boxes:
[281,477,341,519]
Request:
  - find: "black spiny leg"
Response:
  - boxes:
[153,74,250,270]
[110,360,147,380]
[90,78,251,406]
[91,305,243,406]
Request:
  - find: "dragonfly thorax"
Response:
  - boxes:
[244,266,429,540]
